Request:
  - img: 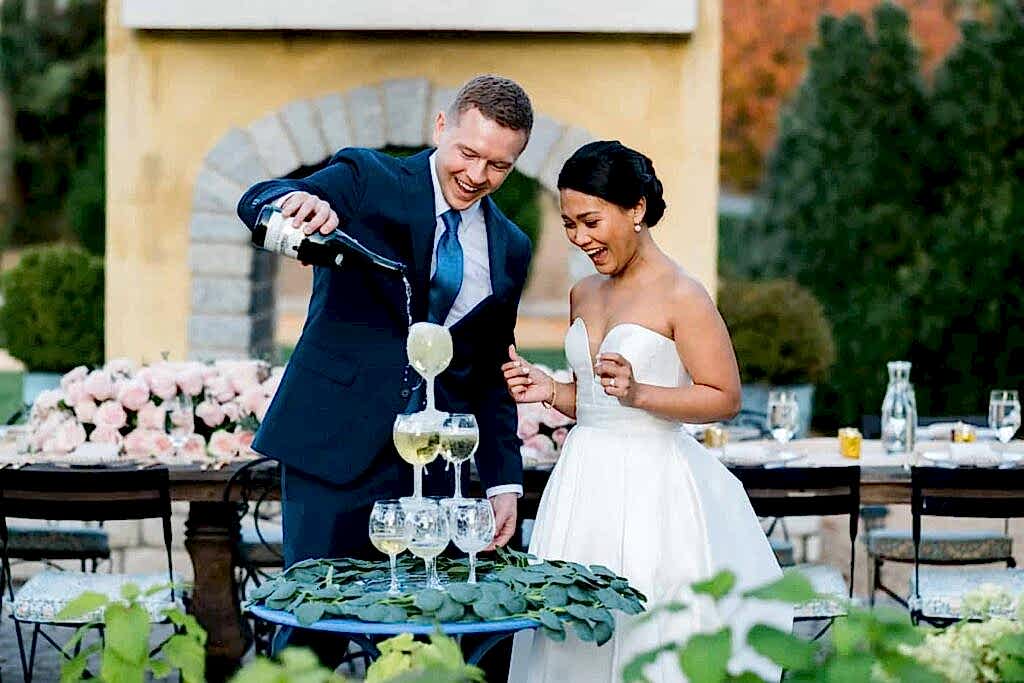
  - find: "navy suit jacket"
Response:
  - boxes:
[237,149,530,491]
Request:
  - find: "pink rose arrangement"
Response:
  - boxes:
[24,358,284,461]
[517,365,575,468]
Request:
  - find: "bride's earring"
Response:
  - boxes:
[633,222,642,233]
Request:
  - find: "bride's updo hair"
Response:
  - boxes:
[557,141,667,227]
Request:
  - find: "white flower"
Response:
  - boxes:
[207,429,239,459]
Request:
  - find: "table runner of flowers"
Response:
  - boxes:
[17,358,282,464]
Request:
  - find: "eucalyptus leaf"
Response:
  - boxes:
[247,582,276,601]
[447,583,481,604]
[269,581,299,601]
[541,625,567,642]
[435,599,466,622]
[472,600,507,621]
[566,603,593,623]
[537,610,563,631]
[593,620,614,646]
[414,589,446,613]
[502,594,528,614]
[567,585,591,602]
[571,619,595,642]
[294,602,326,626]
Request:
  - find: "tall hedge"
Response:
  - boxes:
[754,1,1024,426]
[0,244,104,372]
[757,3,932,425]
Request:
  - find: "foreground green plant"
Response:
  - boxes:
[246,548,645,646]
[623,570,942,683]
[57,583,204,683]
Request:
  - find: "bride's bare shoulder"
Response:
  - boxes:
[667,267,716,316]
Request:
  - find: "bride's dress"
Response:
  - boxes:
[508,318,792,683]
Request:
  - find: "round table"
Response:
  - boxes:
[247,605,539,664]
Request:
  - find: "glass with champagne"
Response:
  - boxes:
[447,498,495,584]
[439,413,479,501]
[368,500,412,595]
[406,322,454,416]
[405,500,450,590]
[393,411,444,501]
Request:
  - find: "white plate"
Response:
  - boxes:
[920,449,1022,468]
[718,450,805,468]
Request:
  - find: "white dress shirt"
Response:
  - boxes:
[429,153,522,499]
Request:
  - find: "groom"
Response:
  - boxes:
[236,74,532,583]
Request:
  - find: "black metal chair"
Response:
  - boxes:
[730,465,860,638]
[860,415,1014,607]
[909,466,1024,626]
[223,457,284,656]
[0,467,180,682]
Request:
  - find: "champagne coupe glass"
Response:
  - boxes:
[405,500,450,590]
[369,500,411,595]
[439,413,479,501]
[989,390,1021,458]
[767,390,799,457]
[166,392,195,452]
[406,322,453,416]
[447,498,495,584]
[393,411,443,502]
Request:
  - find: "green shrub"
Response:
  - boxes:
[719,278,835,386]
[65,128,105,255]
[0,244,103,372]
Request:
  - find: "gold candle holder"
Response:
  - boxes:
[952,422,976,443]
[704,424,729,449]
[839,427,862,459]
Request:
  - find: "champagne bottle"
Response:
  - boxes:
[251,203,405,274]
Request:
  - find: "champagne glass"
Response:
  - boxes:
[406,322,453,416]
[405,500,450,589]
[165,393,195,452]
[990,390,1021,457]
[393,411,444,501]
[767,390,799,457]
[369,500,411,595]
[447,499,495,584]
[439,413,479,501]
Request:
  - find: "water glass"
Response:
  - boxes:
[369,500,411,595]
[447,499,495,584]
[990,390,1021,447]
[165,393,195,450]
[404,500,450,590]
[767,390,799,453]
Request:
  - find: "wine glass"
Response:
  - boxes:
[989,390,1021,458]
[767,390,799,456]
[165,393,195,452]
[406,322,453,416]
[404,500,450,590]
[447,499,495,584]
[439,413,479,501]
[393,411,444,502]
[369,500,412,595]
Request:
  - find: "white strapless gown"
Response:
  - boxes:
[508,319,791,683]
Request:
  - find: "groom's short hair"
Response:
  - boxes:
[449,75,534,138]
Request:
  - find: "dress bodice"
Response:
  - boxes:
[565,317,691,433]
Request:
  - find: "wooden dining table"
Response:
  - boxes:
[9,436,1023,680]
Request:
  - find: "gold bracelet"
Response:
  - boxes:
[542,379,557,410]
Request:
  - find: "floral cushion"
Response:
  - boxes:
[909,567,1024,620]
[8,571,185,624]
[6,524,110,560]
[769,537,795,567]
[788,564,849,619]
[867,529,1012,562]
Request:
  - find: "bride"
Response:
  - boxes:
[503,141,791,682]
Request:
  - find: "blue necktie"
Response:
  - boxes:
[428,209,464,325]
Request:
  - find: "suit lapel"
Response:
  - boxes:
[399,151,437,322]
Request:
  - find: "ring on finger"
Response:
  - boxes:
[609,378,616,388]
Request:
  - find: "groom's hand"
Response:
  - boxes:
[278,191,339,236]
[488,493,518,550]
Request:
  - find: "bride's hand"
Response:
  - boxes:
[595,352,639,406]
[502,345,554,404]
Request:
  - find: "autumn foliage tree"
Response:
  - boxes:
[721,0,961,190]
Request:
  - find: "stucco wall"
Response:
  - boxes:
[106,0,721,360]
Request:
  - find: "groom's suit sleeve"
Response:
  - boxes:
[474,234,532,496]
[236,148,370,229]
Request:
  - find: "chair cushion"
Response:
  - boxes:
[238,522,284,568]
[788,563,849,619]
[9,571,185,624]
[866,529,1012,562]
[909,567,1024,620]
[6,525,110,561]
[769,537,795,567]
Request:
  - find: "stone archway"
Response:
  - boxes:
[187,78,593,360]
